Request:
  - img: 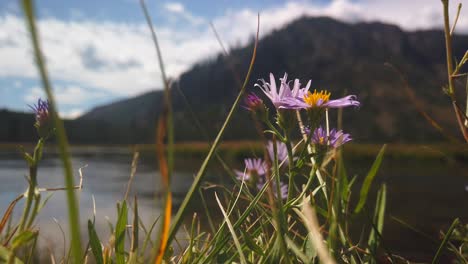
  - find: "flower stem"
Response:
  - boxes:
[442,0,456,100]
[26,193,41,229]
[285,134,295,202]
[18,165,37,232]
[272,138,291,264]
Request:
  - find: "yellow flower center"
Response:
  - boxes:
[319,136,325,144]
[304,89,331,107]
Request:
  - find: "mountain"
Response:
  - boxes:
[3,17,468,144]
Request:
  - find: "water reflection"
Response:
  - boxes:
[0,148,194,257]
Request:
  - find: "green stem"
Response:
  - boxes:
[21,1,82,261]
[272,139,291,264]
[26,193,41,229]
[285,164,318,208]
[285,135,295,202]
[18,165,37,232]
[262,114,285,141]
[442,0,456,100]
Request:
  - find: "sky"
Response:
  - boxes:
[0,0,467,118]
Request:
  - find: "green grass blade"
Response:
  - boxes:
[367,184,387,257]
[11,230,37,250]
[128,197,139,264]
[285,236,309,263]
[20,1,82,261]
[240,229,265,257]
[0,246,23,264]
[391,216,437,243]
[432,218,460,264]
[214,193,247,264]
[167,15,260,245]
[131,197,139,253]
[87,220,104,264]
[354,145,386,214]
[141,216,160,256]
[196,174,272,263]
[115,201,128,264]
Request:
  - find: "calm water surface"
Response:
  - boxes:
[0,146,467,261]
[0,147,199,256]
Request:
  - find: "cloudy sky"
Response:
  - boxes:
[0,0,466,118]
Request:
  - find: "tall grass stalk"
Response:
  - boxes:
[166,14,260,246]
[300,200,336,264]
[20,1,82,262]
[138,1,174,263]
[441,0,468,142]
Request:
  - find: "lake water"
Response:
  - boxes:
[0,146,467,261]
[0,147,200,259]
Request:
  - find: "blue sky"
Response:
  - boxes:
[0,0,466,118]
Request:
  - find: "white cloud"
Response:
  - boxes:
[61,108,84,119]
[24,85,101,105]
[1,0,467,105]
[164,2,185,14]
[163,2,205,25]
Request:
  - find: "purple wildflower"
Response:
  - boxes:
[311,126,352,148]
[235,158,267,181]
[299,89,360,109]
[255,73,310,109]
[30,99,50,128]
[266,140,290,166]
[279,182,288,200]
[257,178,288,200]
[243,92,264,112]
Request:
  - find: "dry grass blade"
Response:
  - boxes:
[124,151,140,201]
[299,200,336,264]
[154,111,172,264]
[138,0,174,263]
[209,22,243,89]
[0,195,24,235]
[450,3,463,36]
[385,63,460,143]
[452,101,468,142]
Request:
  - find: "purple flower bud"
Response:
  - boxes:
[30,99,50,127]
[29,98,52,137]
[243,92,264,112]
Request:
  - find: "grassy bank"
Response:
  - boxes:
[1,141,467,162]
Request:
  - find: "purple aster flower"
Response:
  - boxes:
[266,140,290,166]
[30,99,50,129]
[235,158,267,181]
[298,89,360,109]
[242,92,264,112]
[255,73,311,109]
[311,126,352,148]
[257,178,288,200]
